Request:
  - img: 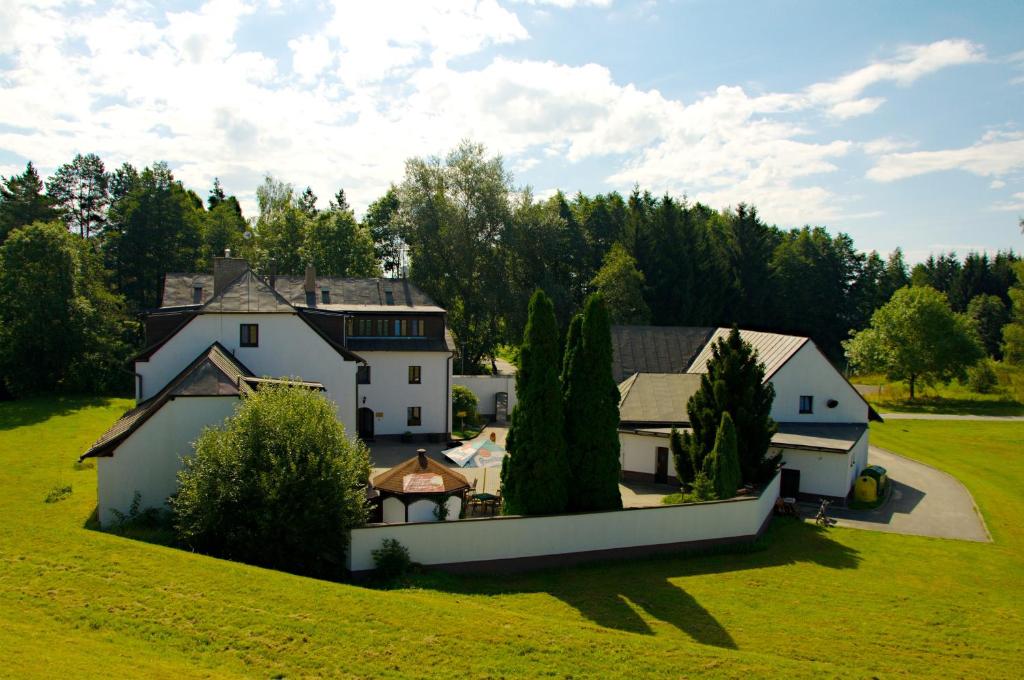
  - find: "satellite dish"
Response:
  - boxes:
[243,230,253,240]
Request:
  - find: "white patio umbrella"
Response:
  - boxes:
[442,439,507,493]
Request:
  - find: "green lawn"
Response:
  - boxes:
[2,398,1023,678]
[854,369,1024,416]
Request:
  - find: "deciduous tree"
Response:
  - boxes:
[591,243,650,325]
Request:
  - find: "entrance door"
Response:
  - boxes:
[357,407,375,441]
[655,447,669,484]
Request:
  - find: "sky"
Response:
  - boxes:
[1,0,1022,261]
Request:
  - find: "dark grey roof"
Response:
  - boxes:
[161,272,441,311]
[618,373,702,425]
[201,270,294,313]
[688,328,808,380]
[81,343,254,460]
[771,422,868,453]
[610,325,714,384]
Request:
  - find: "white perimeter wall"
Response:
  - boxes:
[96,396,237,526]
[357,350,451,435]
[136,313,358,436]
[620,432,674,478]
[452,375,517,416]
[348,473,779,572]
[769,342,868,424]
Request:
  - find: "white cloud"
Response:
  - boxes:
[867,131,1024,182]
[288,33,332,83]
[514,0,613,7]
[990,179,1007,189]
[862,137,917,155]
[992,191,1024,212]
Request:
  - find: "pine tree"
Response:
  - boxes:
[669,426,695,488]
[702,412,742,499]
[685,327,778,484]
[0,162,57,242]
[501,290,569,515]
[562,294,623,512]
[46,153,110,238]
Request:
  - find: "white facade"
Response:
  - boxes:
[768,343,868,424]
[96,396,238,526]
[776,429,868,499]
[136,313,359,436]
[620,432,676,481]
[356,350,452,435]
[349,473,779,572]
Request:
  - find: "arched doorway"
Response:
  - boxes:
[358,407,374,441]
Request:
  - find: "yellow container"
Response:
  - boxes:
[855,475,878,503]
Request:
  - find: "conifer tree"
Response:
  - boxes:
[685,327,778,484]
[702,412,742,499]
[501,290,569,515]
[0,163,57,242]
[669,426,695,487]
[562,294,622,511]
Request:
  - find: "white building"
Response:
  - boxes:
[82,257,455,525]
[613,326,880,501]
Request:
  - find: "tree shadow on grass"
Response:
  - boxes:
[403,519,859,649]
[0,395,124,431]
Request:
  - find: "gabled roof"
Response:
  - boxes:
[201,270,294,314]
[687,328,808,380]
[372,455,471,495]
[81,343,254,460]
[618,373,703,426]
[610,325,714,384]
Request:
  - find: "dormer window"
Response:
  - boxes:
[192,286,203,304]
[321,289,330,304]
[384,290,394,305]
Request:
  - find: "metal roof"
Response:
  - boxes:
[618,373,703,425]
[771,422,867,453]
[610,325,714,384]
[200,270,295,314]
[687,328,808,380]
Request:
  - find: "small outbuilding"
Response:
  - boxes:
[371,449,472,523]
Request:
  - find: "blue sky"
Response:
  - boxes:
[1,0,1022,261]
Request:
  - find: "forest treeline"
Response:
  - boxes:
[0,141,1018,395]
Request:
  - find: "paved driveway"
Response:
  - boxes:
[827,446,991,542]
[879,413,1024,422]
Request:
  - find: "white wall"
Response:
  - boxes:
[619,432,676,479]
[777,447,853,498]
[136,313,358,436]
[357,350,450,435]
[96,396,237,526]
[769,342,869,424]
[452,375,517,416]
[348,473,779,572]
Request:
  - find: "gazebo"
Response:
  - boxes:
[371,449,472,523]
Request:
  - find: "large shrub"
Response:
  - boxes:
[451,384,479,424]
[172,384,371,578]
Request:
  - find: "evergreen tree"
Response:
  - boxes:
[967,294,1009,359]
[684,327,778,484]
[0,162,57,241]
[298,186,318,216]
[330,188,350,212]
[501,290,570,515]
[46,153,110,239]
[562,294,622,512]
[208,177,227,210]
[669,426,695,487]
[702,411,742,499]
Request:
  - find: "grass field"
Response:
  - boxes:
[2,398,1022,678]
[853,367,1024,416]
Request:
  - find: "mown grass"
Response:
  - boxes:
[1,397,1022,678]
[853,368,1024,416]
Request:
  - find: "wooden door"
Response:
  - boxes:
[655,447,669,484]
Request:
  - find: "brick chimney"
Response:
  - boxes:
[213,255,249,296]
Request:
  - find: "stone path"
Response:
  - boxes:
[824,446,991,542]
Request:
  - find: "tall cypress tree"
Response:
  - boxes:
[501,290,569,515]
[669,426,695,488]
[702,412,742,499]
[562,294,623,512]
[685,327,778,484]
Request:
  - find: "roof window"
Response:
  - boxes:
[192,286,203,304]
[321,289,331,304]
[384,290,394,305]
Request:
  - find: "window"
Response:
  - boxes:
[345,316,353,337]
[357,319,372,336]
[240,324,259,347]
[408,365,421,384]
[192,286,203,304]
[385,290,394,305]
[407,406,421,426]
[305,291,316,307]
[410,319,422,336]
[376,318,388,336]
[394,319,409,336]
[357,365,371,384]
[799,395,813,414]
[321,289,330,304]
